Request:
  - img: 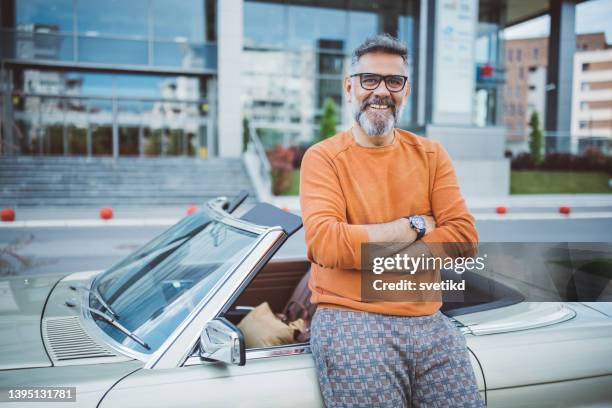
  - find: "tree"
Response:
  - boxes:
[529,111,544,164]
[317,97,338,143]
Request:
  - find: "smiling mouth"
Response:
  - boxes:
[368,104,390,110]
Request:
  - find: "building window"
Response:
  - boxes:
[533,48,539,60]
[244,2,286,48]
[78,0,149,38]
[579,120,589,129]
[507,49,513,61]
[528,85,536,91]
[17,0,74,33]
[528,66,536,72]
[582,63,590,71]
[581,82,590,91]
[519,67,524,79]
[515,85,520,97]
[517,49,522,61]
[580,101,588,110]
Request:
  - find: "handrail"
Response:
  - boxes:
[246,122,273,196]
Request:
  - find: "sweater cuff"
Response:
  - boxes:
[348,224,370,270]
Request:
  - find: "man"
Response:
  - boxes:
[300,34,485,407]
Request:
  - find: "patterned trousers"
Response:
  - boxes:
[310,307,486,408]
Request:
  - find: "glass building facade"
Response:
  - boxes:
[242,0,419,146]
[1,0,216,157]
[1,0,508,157]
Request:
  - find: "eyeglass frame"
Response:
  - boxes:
[349,73,410,93]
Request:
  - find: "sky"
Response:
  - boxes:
[504,0,612,42]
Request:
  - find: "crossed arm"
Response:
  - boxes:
[299,143,478,270]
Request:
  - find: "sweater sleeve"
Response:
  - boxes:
[421,142,479,259]
[299,147,370,270]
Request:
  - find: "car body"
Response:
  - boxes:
[1,196,611,407]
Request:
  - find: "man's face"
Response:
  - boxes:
[345,52,411,138]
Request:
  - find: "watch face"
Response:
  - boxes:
[411,216,425,230]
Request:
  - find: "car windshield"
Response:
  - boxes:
[90,207,259,355]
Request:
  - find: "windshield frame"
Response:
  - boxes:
[81,198,277,363]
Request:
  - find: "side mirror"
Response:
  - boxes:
[200,317,245,366]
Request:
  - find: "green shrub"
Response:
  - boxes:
[316,97,338,143]
[528,111,544,164]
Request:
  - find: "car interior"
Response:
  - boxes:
[223,256,525,349]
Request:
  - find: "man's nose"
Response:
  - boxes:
[371,80,391,98]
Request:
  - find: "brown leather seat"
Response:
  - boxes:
[280,268,316,342]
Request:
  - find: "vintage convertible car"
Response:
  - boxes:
[1,194,611,407]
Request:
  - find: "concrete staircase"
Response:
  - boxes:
[0,156,256,207]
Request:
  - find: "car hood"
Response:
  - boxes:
[0,270,129,371]
[0,272,66,370]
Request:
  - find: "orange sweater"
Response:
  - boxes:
[299,128,478,316]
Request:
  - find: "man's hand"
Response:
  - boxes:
[422,215,436,235]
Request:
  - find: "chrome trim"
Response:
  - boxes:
[462,303,577,336]
[145,229,286,369]
[183,356,218,367]
[448,316,472,335]
[204,198,269,234]
[199,318,245,365]
[246,343,311,360]
[234,306,255,312]
[182,343,312,367]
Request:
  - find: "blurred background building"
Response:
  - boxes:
[505,31,611,155]
[1,0,610,203]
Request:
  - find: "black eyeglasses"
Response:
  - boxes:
[350,73,409,92]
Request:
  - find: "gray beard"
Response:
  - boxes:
[351,96,405,138]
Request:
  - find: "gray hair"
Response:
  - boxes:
[349,33,410,79]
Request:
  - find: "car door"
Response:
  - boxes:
[98,345,323,408]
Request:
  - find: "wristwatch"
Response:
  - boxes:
[405,215,426,240]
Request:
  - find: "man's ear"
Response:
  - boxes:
[344,77,352,102]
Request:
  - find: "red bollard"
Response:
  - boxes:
[99,207,114,220]
[495,206,507,214]
[559,206,571,215]
[1,208,15,222]
[186,206,198,215]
